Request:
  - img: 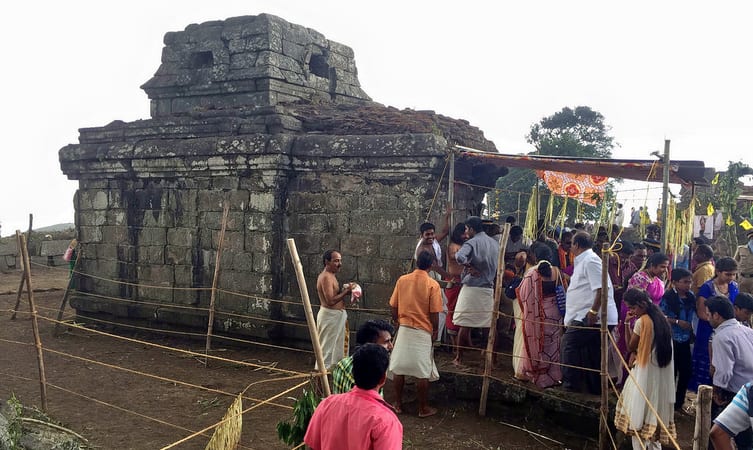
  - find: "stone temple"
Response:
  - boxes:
[59,13,504,343]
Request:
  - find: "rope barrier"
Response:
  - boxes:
[40,346,294,410]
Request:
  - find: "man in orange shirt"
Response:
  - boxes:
[388,250,444,418]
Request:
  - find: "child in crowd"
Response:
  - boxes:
[734,292,753,328]
[660,268,696,411]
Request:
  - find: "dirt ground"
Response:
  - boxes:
[0,266,695,449]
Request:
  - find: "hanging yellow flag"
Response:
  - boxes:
[707,203,715,216]
[727,215,735,226]
[741,219,753,231]
[712,173,720,184]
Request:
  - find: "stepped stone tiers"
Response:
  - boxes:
[59,14,504,344]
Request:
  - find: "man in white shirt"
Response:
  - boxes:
[613,203,625,228]
[561,231,618,395]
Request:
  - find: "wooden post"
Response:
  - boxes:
[287,238,331,397]
[599,242,609,450]
[479,223,511,416]
[660,140,671,252]
[204,202,229,364]
[26,213,33,253]
[10,269,26,320]
[693,384,712,450]
[55,245,82,335]
[16,231,48,411]
[448,148,455,230]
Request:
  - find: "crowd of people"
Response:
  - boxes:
[303,210,753,449]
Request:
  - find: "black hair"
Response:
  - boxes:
[735,293,753,312]
[420,222,435,234]
[489,223,501,236]
[466,216,483,233]
[573,231,593,249]
[416,250,434,270]
[450,223,467,245]
[573,223,585,229]
[505,215,516,224]
[706,295,735,320]
[695,244,714,261]
[715,257,738,274]
[633,242,647,251]
[533,244,553,266]
[322,249,338,266]
[623,288,673,368]
[693,236,709,246]
[560,231,573,241]
[355,319,395,346]
[352,343,390,390]
[670,267,692,282]
[646,252,669,268]
[537,260,553,278]
[510,225,523,238]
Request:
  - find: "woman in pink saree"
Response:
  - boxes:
[515,260,566,388]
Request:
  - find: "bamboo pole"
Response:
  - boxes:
[10,268,25,320]
[205,202,230,364]
[479,223,511,416]
[448,149,455,234]
[660,140,671,252]
[693,384,712,450]
[55,245,83,335]
[286,238,331,397]
[16,230,48,411]
[599,242,609,450]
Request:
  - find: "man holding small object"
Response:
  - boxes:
[316,249,352,369]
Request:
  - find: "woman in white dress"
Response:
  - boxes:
[615,288,676,450]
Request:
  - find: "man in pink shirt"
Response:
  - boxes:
[304,344,403,450]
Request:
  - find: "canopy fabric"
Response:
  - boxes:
[456,146,712,185]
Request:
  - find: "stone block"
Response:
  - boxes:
[137,285,174,304]
[359,194,397,210]
[290,213,327,233]
[211,176,239,190]
[378,235,418,259]
[351,211,407,235]
[78,210,107,227]
[117,244,137,262]
[79,226,103,243]
[252,252,272,273]
[359,283,394,309]
[245,212,273,231]
[232,251,254,271]
[138,227,167,246]
[197,191,225,212]
[341,234,379,257]
[141,210,175,228]
[167,228,195,247]
[248,192,277,212]
[141,245,165,264]
[106,209,127,226]
[356,259,404,285]
[200,211,244,231]
[101,226,130,244]
[211,230,245,252]
[96,243,119,261]
[166,246,192,265]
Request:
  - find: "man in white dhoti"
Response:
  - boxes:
[316,249,353,369]
[453,216,500,366]
[388,250,444,418]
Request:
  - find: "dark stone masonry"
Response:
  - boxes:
[59,13,504,344]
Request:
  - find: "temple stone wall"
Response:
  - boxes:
[59,14,500,346]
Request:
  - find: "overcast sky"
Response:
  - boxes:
[1,1,751,236]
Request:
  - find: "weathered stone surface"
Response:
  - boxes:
[60,13,504,348]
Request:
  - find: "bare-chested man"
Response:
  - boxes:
[445,223,469,350]
[316,250,352,369]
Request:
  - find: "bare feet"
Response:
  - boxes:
[418,406,438,418]
[452,358,463,368]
